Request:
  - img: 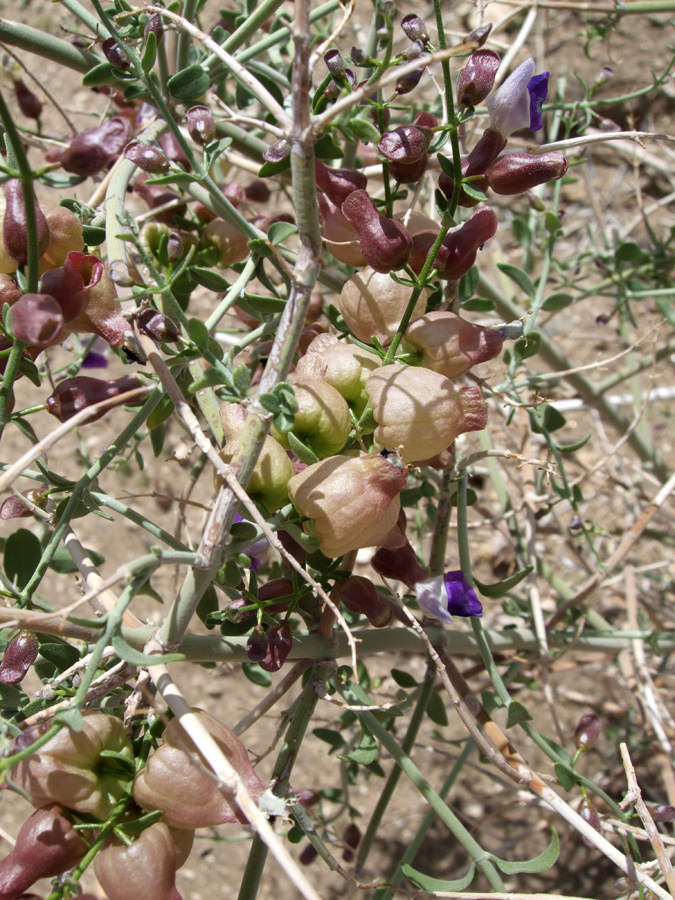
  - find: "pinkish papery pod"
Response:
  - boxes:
[270,377,352,458]
[40,252,104,323]
[315,160,367,207]
[132,710,266,829]
[60,262,128,347]
[339,267,429,346]
[9,294,63,348]
[366,364,488,463]
[402,311,503,379]
[341,190,412,274]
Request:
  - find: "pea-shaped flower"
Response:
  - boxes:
[339,267,429,345]
[366,364,487,463]
[288,452,408,559]
[402,311,503,379]
[415,570,483,623]
[486,57,549,138]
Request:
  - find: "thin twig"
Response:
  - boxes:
[532,130,675,154]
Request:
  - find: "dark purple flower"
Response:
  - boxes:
[414,570,483,623]
[527,72,549,131]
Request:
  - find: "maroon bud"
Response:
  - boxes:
[649,805,675,823]
[258,577,294,613]
[378,125,433,164]
[246,626,268,662]
[61,117,132,177]
[227,597,255,623]
[410,206,498,281]
[40,252,104,323]
[414,111,438,130]
[401,14,429,44]
[244,181,270,203]
[159,132,191,171]
[465,24,492,48]
[438,165,489,208]
[124,141,170,175]
[350,48,371,66]
[167,231,184,264]
[187,105,216,146]
[388,154,428,184]
[341,190,412,274]
[401,39,425,61]
[573,713,602,753]
[465,128,507,176]
[46,375,143,424]
[101,38,130,70]
[485,151,568,195]
[137,308,180,343]
[2,180,50,266]
[0,630,39,685]
[577,797,601,849]
[395,67,424,95]
[342,822,361,862]
[144,13,164,43]
[263,139,291,164]
[336,576,393,628]
[299,844,318,866]
[323,69,356,99]
[324,49,347,81]
[0,274,22,306]
[259,621,292,672]
[0,489,46,521]
[372,540,428,589]
[457,50,501,107]
[315,160,367,207]
[10,293,63,348]
[13,80,42,120]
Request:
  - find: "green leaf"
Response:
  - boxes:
[554,763,577,791]
[505,700,533,728]
[111,632,185,665]
[0,682,28,709]
[461,297,496,312]
[38,172,86,189]
[461,181,486,203]
[498,262,536,299]
[287,431,318,466]
[554,433,591,453]
[259,392,280,414]
[544,212,562,234]
[49,546,105,575]
[5,529,42,590]
[190,267,231,292]
[314,133,344,159]
[513,331,541,364]
[542,292,574,311]
[146,393,174,430]
[349,116,381,144]
[99,749,136,774]
[531,404,566,434]
[196,584,219,627]
[144,172,198,186]
[167,64,210,101]
[55,706,84,732]
[82,61,117,86]
[313,727,345,751]
[401,862,475,892]
[187,317,210,350]
[38,642,80,672]
[474,565,534,599]
[426,691,448,726]
[141,30,157,73]
[342,722,378,765]
[267,221,297,245]
[490,828,559,874]
[232,364,251,397]
[82,225,106,246]
[656,298,675,327]
[242,662,272,687]
[258,157,291,178]
[390,669,418,688]
[436,153,455,179]
[119,810,164,833]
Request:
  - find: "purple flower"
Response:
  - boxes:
[233,513,265,571]
[486,58,549,137]
[414,570,483,624]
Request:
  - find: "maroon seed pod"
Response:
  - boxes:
[371,540,428,589]
[137,308,180,343]
[485,150,569,195]
[13,80,42,120]
[336,576,393,628]
[395,66,424,96]
[401,14,430,44]
[388,154,428,184]
[227,597,255,623]
[299,844,319,866]
[438,165,489,208]
[350,47,371,66]
[167,231,184,264]
[10,293,63,348]
[457,49,501,107]
[341,190,412,274]
[573,713,602,753]
[258,577,294,613]
[315,160,367,207]
[324,49,347,81]
[2,180,50,266]
[61,117,132,177]
[40,252,104,323]
[246,626,268,662]
[465,24,492,48]
[0,630,39,685]
[144,13,164,43]
[259,621,293,672]
[101,38,130,70]
[464,127,508,176]
[378,125,433,164]
[649,805,675,823]
[0,489,47,521]
[577,797,601,849]
[263,139,291,164]
[323,69,356,99]
[46,375,143,424]
[278,530,307,568]
[187,105,216,146]
[124,141,171,175]
[410,206,498,280]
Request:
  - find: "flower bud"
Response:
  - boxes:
[578,796,601,849]
[573,713,602,753]
[0,489,46,521]
[46,375,143,424]
[167,230,184,263]
[60,117,132,177]
[401,14,429,44]
[40,251,104,323]
[9,293,63,348]
[219,404,294,512]
[258,577,295,613]
[464,24,492,48]
[144,12,164,42]
[0,274,22,306]
[247,626,268,662]
[342,822,361,862]
[13,80,42,120]
[227,597,255,623]
[0,804,86,899]
[341,190,412,274]
[288,452,408,559]
[11,711,134,819]
[458,51,500,110]
[409,207,498,281]
[485,150,568,195]
[395,67,424,95]
[372,540,428,589]
[187,105,216,146]
[124,141,171,175]
[300,843,319,865]
[315,160,367,207]
[324,49,347,81]
[402,311,503,379]
[260,621,293,672]
[271,378,351,458]
[263,139,291,163]
[350,47,371,66]
[378,125,433,164]
[137,308,180,343]
[335,576,393,627]
[101,37,130,70]
[366,364,488,463]
[2,180,50,268]
[323,69,356,99]
[132,710,267,827]
[0,630,39,686]
[339,267,428,345]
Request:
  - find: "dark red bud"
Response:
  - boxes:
[414,111,438,130]
[10,293,63,348]
[465,128,507,176]
[577,797,600,849]
[315,160,367,207]
[259,621,292,672]
[227,597,255,623]
[341,190,412,274]
[324,49,347,81]
[410,206,498,280]
[299,844,318,866]
[159,132,191,170]
[465,24,492,48]
[101,38,130,70]
[14,80,42,120]
[262,140,291,164]
[485,151,569,195]
[137,308,180,343]
[457,50,501,107]
[246,626,268,662]
[144,13,164,43]
[323,69,356,99]
[395,67,424,95]
[388,154,428,184]
[438,164,489,208]
[297,789,319,807]
[400,40,425,61]
[378,125,433,163]
[337,576,393,628]
[124,141,170,175]
[401,14,429,44]
[573,713,602,752]
[61,117,132,177]
[244,181,270,203]
[46,375,143,424]
[649,805,675,823]
[371,541,428,589]
[0,489,46,521]
[350,47,371,66]
[187,106,216,146]
[167,231,184,264]
[40,252,104,323]
[0,631,39,685]
[258,577,294,613]
[2,180,50,266]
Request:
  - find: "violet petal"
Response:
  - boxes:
[443,570,483,617]
[527,72,549,131]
